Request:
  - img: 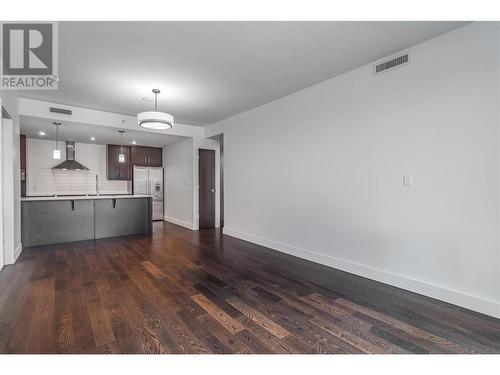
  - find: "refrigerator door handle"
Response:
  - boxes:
[148,169,152,195]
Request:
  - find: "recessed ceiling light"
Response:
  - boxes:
[132,140,137,145]
[38,131,46,136]
[90,137,96,141]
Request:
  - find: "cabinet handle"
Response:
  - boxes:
[71,200,75,211]
[112,199,117,208]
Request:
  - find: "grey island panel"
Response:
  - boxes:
[94,198,151,239]
[21,200,95,247]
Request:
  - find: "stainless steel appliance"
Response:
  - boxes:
[52,141,90,171]
[133,166,164,221]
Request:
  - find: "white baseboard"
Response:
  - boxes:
[164,216,196,230]
[223,227,500,319]
[14,243,23,262]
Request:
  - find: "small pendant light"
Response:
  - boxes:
[53,121,61,160]
[118,130,125,163]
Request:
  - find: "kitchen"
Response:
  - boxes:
[19,114,180,247]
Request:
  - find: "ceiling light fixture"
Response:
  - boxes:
[38,131,46,136]
[90,137,96,141]
[132,140,137,145]
[118,130,126,163]
[53,122,61,160]
[137,89,173,130]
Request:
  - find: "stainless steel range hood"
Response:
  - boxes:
[52,141,89,171]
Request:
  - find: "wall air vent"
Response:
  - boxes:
[374,50,409,75]
[49,107,72,115]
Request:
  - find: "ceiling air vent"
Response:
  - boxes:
[49,107,72,115]
[374,50,409,75]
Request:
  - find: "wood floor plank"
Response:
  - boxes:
[87,301,116,347]
[310,315,386,354]
[335,298,473,354]
[226,296,291,339]
[5,285,37,353]
[141,261,167,279]
[370,326,429,354]
[302,293,354,317]
[191,293,245,335]
[197,313,253,354]
[26,277,56,353]
[54,270,73,353]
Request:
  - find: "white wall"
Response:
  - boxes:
[0,92,22,264]
[26,138,130,196]
[163,138,196,229]
[163,137,222,230]
[207,22,500,318]
[0,97,4,271]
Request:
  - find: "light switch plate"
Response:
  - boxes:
[403,175,413,186]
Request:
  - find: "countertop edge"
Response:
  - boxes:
[21,195,153,202]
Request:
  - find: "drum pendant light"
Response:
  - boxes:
[137,89,174,130]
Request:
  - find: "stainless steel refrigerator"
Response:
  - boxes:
[133,166,164,221]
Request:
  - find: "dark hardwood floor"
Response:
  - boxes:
[0,222,499,354]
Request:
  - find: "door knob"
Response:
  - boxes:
[210,188,215,192]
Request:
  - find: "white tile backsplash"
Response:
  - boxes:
[26,138,131,196]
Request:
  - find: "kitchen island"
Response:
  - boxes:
[21,195,152,247]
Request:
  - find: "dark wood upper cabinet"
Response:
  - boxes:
[20,134,27,197]
[131,146,162,167]
[107,144,132,180]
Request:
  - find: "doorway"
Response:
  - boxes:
[198,149,216,229]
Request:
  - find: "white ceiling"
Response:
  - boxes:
[20,21,468,126]
[20,116,186,147]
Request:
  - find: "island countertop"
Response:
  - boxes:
[21,194,152,201]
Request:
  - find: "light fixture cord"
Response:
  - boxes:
[154,91,158,111]
[120,131,123,153]
[55,124,59,150]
